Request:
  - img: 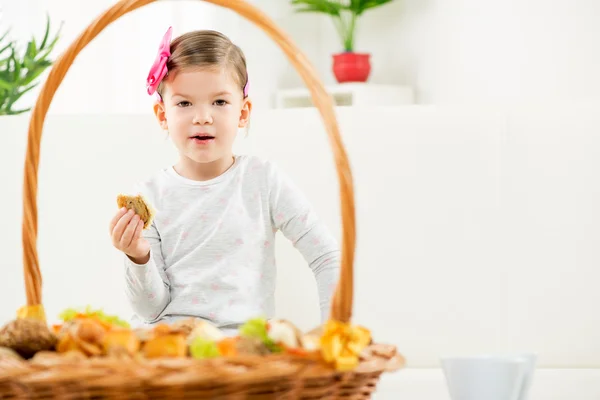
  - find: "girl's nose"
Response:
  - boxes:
[192,106,212,125]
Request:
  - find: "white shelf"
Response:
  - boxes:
[274,83,415,109]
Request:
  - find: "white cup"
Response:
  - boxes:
[440,353,537,400]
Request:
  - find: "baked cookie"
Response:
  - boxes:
[116,194,155,229]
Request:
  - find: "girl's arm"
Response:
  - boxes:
[123,220,171,322]
[268,162,340,322]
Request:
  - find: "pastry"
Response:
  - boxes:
[266,319,302,349]
[103,329,140,356]
[116,194,155,229]
[142,334,187,358]
[0,319,57,359]
[185,319,225,344]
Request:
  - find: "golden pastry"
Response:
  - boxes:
[0,318,57,359]
[116,194,155,229]
[103,329,140,356]
[142,334,187,358]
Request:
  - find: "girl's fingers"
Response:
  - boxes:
[121,215,140,249]
[113,210,135,245]
[133,219,144,240]
[109,207,128,234]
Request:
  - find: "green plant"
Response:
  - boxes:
[0,14,62,115]
[290,0,394,52]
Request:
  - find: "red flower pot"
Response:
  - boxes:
[332,52,371,83]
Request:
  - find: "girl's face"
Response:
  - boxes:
[154,67,251,175]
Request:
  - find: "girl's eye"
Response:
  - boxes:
[177,101,191,107]
[214,99,228,106]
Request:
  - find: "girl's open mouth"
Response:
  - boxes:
[190,135,215,144]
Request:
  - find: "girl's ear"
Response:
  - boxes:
[153,101,168,130]
[238,98,252,128]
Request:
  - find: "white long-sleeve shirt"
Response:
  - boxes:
[123,154,340,331]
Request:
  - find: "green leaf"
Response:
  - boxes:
[39,14,51,51]
[0,42,12,57]
[22,63,51,87]
[34,36,59,66]
[0,30,10,45]
[0,15,61,115]
[0,94,9,112]
[349,0,362,11]
[5,83,37,110]
[26,39,38,61]
[0,70,12,84]
[0,78,11,90]
[40,22,63,54]
[352,0,393,14]
[291,0,344,16]
[293,0,394,16]
[22,57,34,70]
[9,48,21,82]
[189,337,221,359]
[58,306,130,328]
[18,83,38,98]
[6,107,31,115]
[33,46,54,64]
[239,318,283,353]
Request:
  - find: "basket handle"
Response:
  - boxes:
[21,0,356,324]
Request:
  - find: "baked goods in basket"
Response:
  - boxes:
[0,309,404,371]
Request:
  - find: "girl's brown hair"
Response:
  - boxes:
[157,30,248,99]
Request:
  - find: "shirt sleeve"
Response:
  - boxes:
[123,209,171,322]
[267,162,341,322]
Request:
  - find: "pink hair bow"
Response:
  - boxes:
[146,27,173,101]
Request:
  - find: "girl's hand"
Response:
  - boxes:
[110,208,150,264]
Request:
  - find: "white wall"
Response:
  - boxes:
[330,0,600,105]
[4,0,600,113]
[2,104,600,369]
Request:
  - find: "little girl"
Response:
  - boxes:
[108,27,340,332]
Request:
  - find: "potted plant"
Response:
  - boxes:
[290,0,394,83]
[0,14,62,115]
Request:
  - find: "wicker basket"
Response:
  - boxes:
[0,0,405,398]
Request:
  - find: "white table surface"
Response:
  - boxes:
[372,368,600,399]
